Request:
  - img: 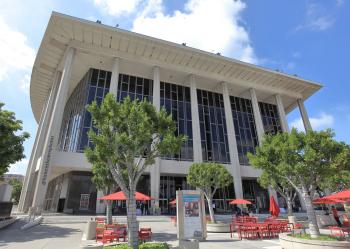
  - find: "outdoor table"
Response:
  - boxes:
[235,221,291,240]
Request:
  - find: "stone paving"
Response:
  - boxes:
[0,215,282,249]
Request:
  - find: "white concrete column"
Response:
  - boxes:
[31,47,75,212]
[297,99,312,131]
[275,94,289,132]
[18,71,61,213]
[96,190,107,214]
[222,82,243,199]
[150,66,161,210]
[109,57,120,96]
[249,88,265,143]
[189,75,202,162]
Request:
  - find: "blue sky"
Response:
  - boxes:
[1,0,349,175]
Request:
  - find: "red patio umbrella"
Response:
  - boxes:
[269,196,280,217]
[98,191,153,201]
[169,199,177,205]
[229,199,252,205]
[324,189,350,201]
[313,197,344,205]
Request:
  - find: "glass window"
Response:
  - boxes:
[230,96,259,166]
[259,102,282,135]
[197,89,230,164]
[160,81,193,161]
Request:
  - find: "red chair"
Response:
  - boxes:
[95,217,106,224]
[341,214,350,227]
[258,223,270,239]
[96,227,104,242]
[268,223,281,238]
[139,228,152,242]
[238,224,259,240]
[329,226,345,238]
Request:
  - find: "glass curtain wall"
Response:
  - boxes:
[242,179,269,213]
[116,74,153,102]
[58,68,111,152]
[58,70,154,153]
[197,89,230,164]
[258,102,282,135]
[160,81,193,161]
[230,96,259,165]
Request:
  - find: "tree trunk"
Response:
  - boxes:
[286,196,293,217]
[106,200,113,225]
[301,185,320,238]
[206,196,215,223]
[126,188,139,249]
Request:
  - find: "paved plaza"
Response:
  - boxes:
[0,215,283,249]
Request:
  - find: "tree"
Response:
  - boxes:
[85,94,184,249]
[248,128,350,238]
[318,142,350,192]
[256,167,297,217]
[187,162,232,223]
[90,160,117,224]
[9,179,23,204]
[0,102,30,176]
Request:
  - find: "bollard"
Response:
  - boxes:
[84,220,97,240]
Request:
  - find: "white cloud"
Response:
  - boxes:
[93,0,142,16]
[131,0,256,63]
[8,158,29,175]
[0,17,36,81]
[290,112,334,132]
[296,3,336,31]
[19,74,31,94]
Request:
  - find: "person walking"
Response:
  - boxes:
[331,206,342,227]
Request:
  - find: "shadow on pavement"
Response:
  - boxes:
[0,218,81,247]
[152,232,178,242]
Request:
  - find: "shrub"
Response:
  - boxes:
[104,243,169,249]
[140,243,169,249]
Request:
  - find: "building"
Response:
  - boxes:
[18,12,321,214]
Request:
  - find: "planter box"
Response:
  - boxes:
[279,233,350,249]
[206,222,230,233]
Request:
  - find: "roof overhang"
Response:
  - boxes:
[30,12,322,122]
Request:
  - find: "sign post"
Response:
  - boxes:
[176,190,206,244]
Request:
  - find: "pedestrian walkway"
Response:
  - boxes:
[0,215,284,249]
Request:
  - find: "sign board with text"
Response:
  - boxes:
[176,190,206,240]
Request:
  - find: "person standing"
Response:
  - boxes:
[331,206,342,227]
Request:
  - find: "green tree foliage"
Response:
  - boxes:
[9,178,22,204]
[85,94,184,249]
[256,169,297,216]
[248,128,350,238]
[187,162,232,223]
[0,102,29,176]
[91,160,117,224]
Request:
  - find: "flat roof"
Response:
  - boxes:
[30,12,322,122]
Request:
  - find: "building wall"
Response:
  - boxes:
[22,46,312,213]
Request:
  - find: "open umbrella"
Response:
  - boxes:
[324,189,350,201]
[229,198,252,205]
[98,191,153,201]
[313,197,344,205]
[269,196,280,217]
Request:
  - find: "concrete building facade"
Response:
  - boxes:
[18,12,321,214]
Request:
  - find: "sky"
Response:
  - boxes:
[1,0,349,175]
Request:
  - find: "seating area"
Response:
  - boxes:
[230,216,298,240]
[94,217,152,244]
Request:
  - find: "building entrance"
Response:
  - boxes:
[159,175,194,214]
